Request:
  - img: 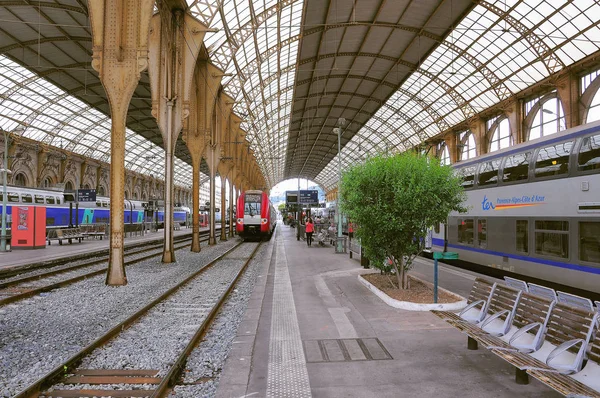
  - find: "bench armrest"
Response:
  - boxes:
[546,338,586,374]
[481,309,509,326]
[508,322,543,352]
[459,299,485,317]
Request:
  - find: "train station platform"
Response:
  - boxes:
[217,223,560,398]
[0,226,208,273]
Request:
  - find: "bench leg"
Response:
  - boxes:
[515,368,529,385]
[467,336,478,350]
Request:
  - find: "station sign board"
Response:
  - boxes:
[286,191,298,204]
[77,189,96,202]
[299,190,318,204]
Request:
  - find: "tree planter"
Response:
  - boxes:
[358,274,467,312]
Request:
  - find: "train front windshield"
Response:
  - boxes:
[244,194,262,216]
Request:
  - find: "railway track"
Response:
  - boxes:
[14,241,261,398]
[0,229,219,307]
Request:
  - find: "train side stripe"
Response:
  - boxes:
[431,238,600,275]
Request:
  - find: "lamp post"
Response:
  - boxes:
[334,117,346,253]
[1,129,11,252]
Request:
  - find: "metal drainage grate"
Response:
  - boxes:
[303,338,392,363]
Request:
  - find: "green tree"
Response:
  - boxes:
[340,152,466,289]
[278,203,286,212]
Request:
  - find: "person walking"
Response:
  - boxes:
[305,217,314,246]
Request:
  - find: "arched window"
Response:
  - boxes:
[83,184,90,189]
[528,96,566,140]
[98,186,106,196]
[587,87,600,123]
[489,118,512,153]
[142,192,147,201]
[133,192,138,200]
[65,181,74,192]
[124,191,129,200]
[439,144,451,165]
[14,173,27,187]
[43,177,52,188]
[459,131,476,160]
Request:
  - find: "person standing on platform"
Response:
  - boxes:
[305,217,314,246]
[348,221,354,239]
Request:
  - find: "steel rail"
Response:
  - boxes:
[0,232,199,289]
[0,232,194,279]
[152,241,263,396]
[14,241,246,398]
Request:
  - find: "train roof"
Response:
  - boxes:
[455,119,600,169]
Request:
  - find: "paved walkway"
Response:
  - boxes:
[217,222,559,398]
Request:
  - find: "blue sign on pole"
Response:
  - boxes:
[299,190,318,204]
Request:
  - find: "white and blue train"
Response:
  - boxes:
[0,186,189,230]
[430,120,600,295]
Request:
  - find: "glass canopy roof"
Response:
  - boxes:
[315,0,600,192]
[1,0,599,193]
[187,0,304,187]
[0,56,194,187]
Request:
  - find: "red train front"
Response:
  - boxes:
[236,190,276,240]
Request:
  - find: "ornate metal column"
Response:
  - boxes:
[182,61,222,252]
[89,0,154,285]
[148,8,207,262]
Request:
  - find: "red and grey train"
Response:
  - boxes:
[236,190,277,240]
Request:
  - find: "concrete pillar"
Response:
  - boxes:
[505,99,523,145]
[443,133,458,165]
[89,0,154,285]
[556,73,580,129]
[148,9,207,263]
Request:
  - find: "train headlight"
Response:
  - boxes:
[237,218,243,224]
[261,218,268,224]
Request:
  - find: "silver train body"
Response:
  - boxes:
[430,120,600,294]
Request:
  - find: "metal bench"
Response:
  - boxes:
[466,284,557,357]
[491,294,599,385]
[433,279,523,350]
[431,277,496,326]
[47,228,84,245]
[528,328,600,397]
[80,224,106,240]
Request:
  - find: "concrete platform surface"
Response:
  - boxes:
[217,223,560,398]
[0,226,209,272]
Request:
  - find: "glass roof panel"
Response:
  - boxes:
[316,0,600,191]
[0,56,194,188]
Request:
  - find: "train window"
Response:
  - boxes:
[534,220,569,259]
[21,194,33,203]
[516,220,528,253]
[477,159,501,187]
[8,192,19,202]
[478,219,487,248]
[579,222,600,264]
[502,152,531,183]
[35,194,45,204]
[46,196,55,204]
[577,134,600,172]
[458,219,474,245]
[96,201,102,207]
[533,141,573,178]
[56,197,61,204]
[102,201,108,208]
[434,223,440,234]
[457,166,477,189]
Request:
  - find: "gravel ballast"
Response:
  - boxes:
[0,237,241,397]
[170,236,274,398]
